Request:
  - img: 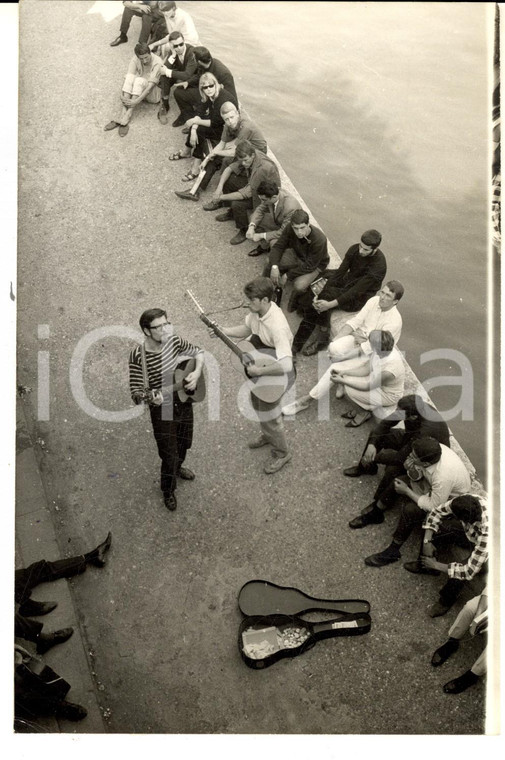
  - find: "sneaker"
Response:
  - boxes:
[248,435,270,449]
[164,493,177,511]
[364,545,401,567]
[348,504,384,529]
[110,34,128,47]
[281,399,310,416]
[428,601,451,618]
[264,452,292,474]
[215,209,233,222]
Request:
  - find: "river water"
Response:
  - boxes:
[188,0,491,482]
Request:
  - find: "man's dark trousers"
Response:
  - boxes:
[119,6,156,43]
[150,401,194,497]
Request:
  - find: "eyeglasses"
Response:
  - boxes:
[202,84,215,90]
[173,42,184,48]
[149,322,170,331]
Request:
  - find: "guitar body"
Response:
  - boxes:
[174,358,206,403]
[230,340,288,404]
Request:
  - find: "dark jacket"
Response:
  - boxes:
[269,223,329,272]
[188,57,237,100]
[322,243,387,311]
[166,43,197,83]
[369,398,451,459]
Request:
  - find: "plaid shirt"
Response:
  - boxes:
[423,494,488,580]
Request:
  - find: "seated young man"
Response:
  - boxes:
[245,180,301,257]
[104,43,163,137]
[212,277,294,475]
[363,437,471,568]
[153,31,197,123]
[282,282,404,415]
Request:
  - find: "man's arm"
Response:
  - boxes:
[170,52,197,82]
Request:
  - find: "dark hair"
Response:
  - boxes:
[139,308,167,334]
[168,31,183,42]
[243,277,274,302]
[257,180,279,198]
[361,229,382,247]
[134,43,151,57]
[450,495,482,524]
[194,46,212,64]
[160,2,177,11]
[369,329,395,354]
[235,139,255,159]
[385,280,404,301]
[398,394,427,417]
[411,436,442,465]
[291,209,309,225]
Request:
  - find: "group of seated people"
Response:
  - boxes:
[103,2,488,698]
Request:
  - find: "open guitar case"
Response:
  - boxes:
[237,579,372,669]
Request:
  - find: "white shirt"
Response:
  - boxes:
[416,444,472,512]
[163,7,200,46]
[345,295,402,356]
[244,302,293,361]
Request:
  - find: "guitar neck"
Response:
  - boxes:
[198,313,245,362]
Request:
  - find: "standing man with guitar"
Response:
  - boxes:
[209,277,294,475]
[129,308,205,511]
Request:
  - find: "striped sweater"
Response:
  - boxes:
[129,334,202,400]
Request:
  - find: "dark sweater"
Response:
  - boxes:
[322,243,387,311]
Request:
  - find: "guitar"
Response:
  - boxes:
[186,290,292,404]
[138,357,206,406]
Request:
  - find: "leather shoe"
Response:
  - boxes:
[55,701,88,721]
[174,189,199,202]
[203,199,221,211]
[118,125,129,137]
[37,627,74,654]
[172,114,186,128]
[443,670,479,694]
[181,126,190,134]
[230,230,247,245]
[428,601,451,618]
[343,463,378,478]
[215,209,233,222]
[349,505,384,529]
[431,639,459,667]
[104,121,119,131]
[19,599,58,617]
[88,531,112,567]
[110,34,127,47]
[364,546,400,567]
[302,340,328,356]
[164,493,177,511]
[403,560,440,576]
[178,466,195,480]
[248,245,266,257]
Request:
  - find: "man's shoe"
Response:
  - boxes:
[349,504,384,529]
[230,230,247,245]
[174,189,199,202]
[88,531,112,567]
[158,104,169,124]
[286,295,299,313]
[343,463,378,478]
[302,340,329,356]
[428,601,452,618]
[443,670,479,694]
[281,399,310,416]
[104,121,119,131]
[18,599,58,617]
[178,466,195,480]
[431,639,460,667]
[364,545,400,567]
[164,493,177,511]
[37,627,74,654]
[215,209,233,222]
[118,125,129,137]
[264,452,292,474]
[172,114,186,128]
[55,701,88,721]
[110,34,127,47]
[403,559,441,576]
[203,199,221,211]
[248,245,267,257]
[248,435,270,449]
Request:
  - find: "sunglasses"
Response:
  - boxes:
[202,84,215,90]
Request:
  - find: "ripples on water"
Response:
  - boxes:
[190,1,490,480]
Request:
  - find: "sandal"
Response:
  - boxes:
[181,171,199,182]
[169,150,190,161]
[345,411,372,428]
